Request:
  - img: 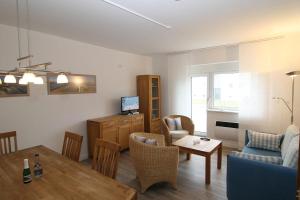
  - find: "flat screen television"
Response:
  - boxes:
[121,96,139,113]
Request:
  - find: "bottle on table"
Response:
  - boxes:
[23,159,32,184]
[34,153,43,178]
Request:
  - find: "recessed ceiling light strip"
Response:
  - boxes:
[101,0,171,29]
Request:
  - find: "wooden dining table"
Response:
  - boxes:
[0,145,137,200]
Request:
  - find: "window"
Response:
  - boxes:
[212,73,239,111]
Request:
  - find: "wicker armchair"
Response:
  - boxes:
[162,115,195,145]
[129,132,179,193]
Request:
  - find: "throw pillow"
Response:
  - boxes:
[230,151,283,165]
[283,136,299,168]
[145,138,157,146]
[166,118,176,131]
[134,135,147,143]
[246,130,283,152]
[281,125,299,159]
[174,117,183,130]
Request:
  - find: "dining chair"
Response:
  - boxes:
[92,139,121,179]
[0,131,18,155]
[62,131,83,162]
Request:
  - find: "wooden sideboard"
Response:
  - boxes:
[87,114,144,157]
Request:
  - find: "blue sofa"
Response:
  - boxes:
[227,125,299,200]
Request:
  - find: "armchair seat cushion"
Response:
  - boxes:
[243,146,282,157]
[170,130,189,139]
[230,151,283,165]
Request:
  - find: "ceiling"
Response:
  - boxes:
[0,0,300,55]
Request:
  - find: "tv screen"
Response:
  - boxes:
[121,96,139,112]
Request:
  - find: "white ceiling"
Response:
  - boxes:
[0,0,300,55]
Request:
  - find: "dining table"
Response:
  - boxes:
[0,145,137,200]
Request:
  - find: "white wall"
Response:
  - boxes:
[0,24,152,160]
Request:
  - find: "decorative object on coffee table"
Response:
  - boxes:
[47,74,96,95]
[172,135,222,184]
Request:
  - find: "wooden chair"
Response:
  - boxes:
[0,131,18,155]
[92,139,121,179]
[62,132,83,162]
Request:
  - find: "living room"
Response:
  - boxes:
[0,1,299,200]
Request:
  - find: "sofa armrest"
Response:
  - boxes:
[227,154,297,200]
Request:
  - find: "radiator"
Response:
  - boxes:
[214,121,239,147]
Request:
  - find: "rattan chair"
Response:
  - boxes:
[129,132,179,193]
[162,115,195,145]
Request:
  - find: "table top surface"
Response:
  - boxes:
[172,135,222,154]
[0,145,136,200]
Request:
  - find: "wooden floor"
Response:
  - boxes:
[83,147,234,200]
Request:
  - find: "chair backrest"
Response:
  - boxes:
[0,131,17,155]
[62,131,83,162]
[92,139,120,179]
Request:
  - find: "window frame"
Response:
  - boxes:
[210,71,239,111]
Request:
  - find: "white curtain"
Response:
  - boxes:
[238,33,300,148]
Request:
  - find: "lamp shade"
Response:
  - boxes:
[19,78,28,85]
[286,71,300,77]
[33,77,44,85]
[4,74,16,83]
[57,73,68,84]
[22,72,36,83]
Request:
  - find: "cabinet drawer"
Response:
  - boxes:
[119,119,131,126]
[132,114,143,120]
[102,121,116,128]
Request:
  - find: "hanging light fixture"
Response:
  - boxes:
[22,72,36,83]
[0,0,72,87]
[33,76,44,85]
[4,74,17,84]
[19,78,28,85]
[57,73,69,84]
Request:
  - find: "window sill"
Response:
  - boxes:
[207,109,239,114]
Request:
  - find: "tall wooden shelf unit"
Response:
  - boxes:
[137,75,161,133]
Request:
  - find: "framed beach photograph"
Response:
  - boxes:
[47,73,96,95]
[0,75,29,97]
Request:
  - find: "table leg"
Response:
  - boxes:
[205,155,211,184]
[217,143,222,170]
[186,153,191,160]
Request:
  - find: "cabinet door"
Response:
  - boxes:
[151,120,161,134]
[132,117,144,133]
[102,121,118,143]
[118,124,131,150]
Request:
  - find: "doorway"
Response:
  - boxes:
[191,76,208,135]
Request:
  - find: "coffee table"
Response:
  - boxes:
[172,135,222,184]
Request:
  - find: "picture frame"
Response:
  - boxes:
[0,75,30,97]
[47,73,96,95]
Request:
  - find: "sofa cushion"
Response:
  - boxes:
[174,117,183,130]
[230,151,283,165]
[134,135,147,143]
[281,125,299,159]
[166,118,176,131]
[170,130,189,139]
[283,135,299,168]
[242,146,282,157]
[145,138,158,146]
[246,130,283,152]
